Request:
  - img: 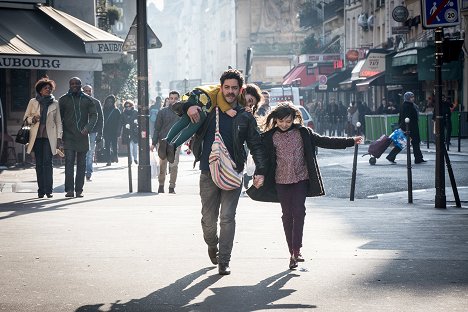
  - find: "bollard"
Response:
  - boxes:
[426,114,430,149]
[126,130,133,193]
[458,113,461,152]
[350,122,360,201]
[405,118,413,204]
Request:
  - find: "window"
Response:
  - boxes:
[10,70,31,112]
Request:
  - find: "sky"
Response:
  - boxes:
[147,0,164,10]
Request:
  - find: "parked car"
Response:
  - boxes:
[297,105,315,130]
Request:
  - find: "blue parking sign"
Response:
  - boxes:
[421,0,461,28]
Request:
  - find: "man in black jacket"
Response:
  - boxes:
[186,69,266,275]
[386,91,426,164]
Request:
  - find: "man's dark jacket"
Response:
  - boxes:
[247,125,354,202]
[186,102,267,176]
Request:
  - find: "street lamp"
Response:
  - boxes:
[317,1,327,46]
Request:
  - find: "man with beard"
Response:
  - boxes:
[59,77,97,197]
[187,69,267,275]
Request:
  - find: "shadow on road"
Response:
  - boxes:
[74,269,316,312]
[0,192,154,221]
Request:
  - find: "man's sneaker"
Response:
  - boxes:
[167,143,176,163]
[65,192,74,198]
[208,246,218,265]
[158,185,164,193]
[134,160,138,165]
[293,250,305,262]
[75,192,84,198]
[415,159,427,164]
[86,176,92,182]
[218,263,231,275]
[169,187,175,194]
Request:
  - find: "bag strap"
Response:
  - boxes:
[215,107,220,134]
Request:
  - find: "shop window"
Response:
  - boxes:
[10,69,31,112]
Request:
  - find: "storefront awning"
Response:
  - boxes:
[38,6,123,54]
[0,4,123,71]
[282,65,306,85]
[356,72,385,92]
[392,49,417,66]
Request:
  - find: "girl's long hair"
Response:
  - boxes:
[244,83,263,116]
[263,101,303,131]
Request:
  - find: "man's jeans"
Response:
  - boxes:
[64,149,87,194]
[86,132,97,178]
[200,171,242,264]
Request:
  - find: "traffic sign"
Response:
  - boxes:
[421,0,461,28]
[318,75,327,85]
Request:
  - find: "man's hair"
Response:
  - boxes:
[220,69,244,87]
[169,90,180,97]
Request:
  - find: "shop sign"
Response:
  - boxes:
[0,55,102,71]
[360,52,386,77]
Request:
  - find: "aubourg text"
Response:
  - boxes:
[0,57,60,69]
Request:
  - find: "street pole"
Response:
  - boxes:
[136,0,151,192]
[350,122,360,201]
[245,48,252,83]
[405,118,413,204]
[434,28,446,208]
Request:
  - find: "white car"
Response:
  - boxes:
[297,105,315,130]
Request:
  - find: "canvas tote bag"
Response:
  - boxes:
[209,107,243,190]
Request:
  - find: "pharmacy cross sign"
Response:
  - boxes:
[421,0,461,28]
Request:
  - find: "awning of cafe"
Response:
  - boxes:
[38,6,123,55]
[0,3,123,71]
[355,72,385,92]
[282,65,307,86]
[392,49,417,66]
[338,60,366,90]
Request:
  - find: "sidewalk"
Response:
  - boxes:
[0,148,467,312]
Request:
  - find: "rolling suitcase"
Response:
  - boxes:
[366,134,392,165]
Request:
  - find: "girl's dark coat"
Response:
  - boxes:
[247,125,355,202]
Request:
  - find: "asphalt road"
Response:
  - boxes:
[0,141,467,312]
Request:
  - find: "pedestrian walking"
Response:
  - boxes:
[59,77,97,198]
[386,92,426,164]
[150,91,181,194]
[120,100,139,164]
[188,69,267,275]
[102,95,121,166]
[82,85,103,181]
[23,76,63,198]
[247,102,362,269]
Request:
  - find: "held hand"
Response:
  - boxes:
[187,106,201,123]
[226,109,237,117]
[32,115,40,124]
[354,136,363,145]
[253,175,265,189]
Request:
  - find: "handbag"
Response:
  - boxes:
[15,120,30,145]
[209,107,243,190]
[389,128,407,150]
[150,149,160,179]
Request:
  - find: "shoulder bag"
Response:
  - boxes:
[209,107,243,190]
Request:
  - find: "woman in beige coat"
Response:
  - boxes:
[23,77,63,198]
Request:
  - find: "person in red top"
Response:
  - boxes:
[248,102,362,269]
